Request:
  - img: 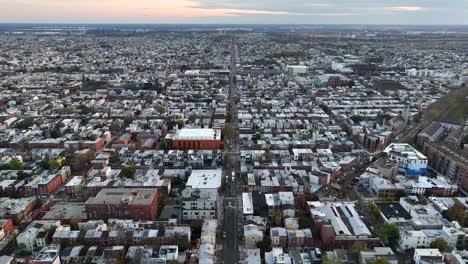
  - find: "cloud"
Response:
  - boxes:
[182,1,292,16]
[0,0,467,24]
[193,8,291,16]
[385,6,426,12]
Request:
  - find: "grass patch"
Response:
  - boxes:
[424,86,468,125]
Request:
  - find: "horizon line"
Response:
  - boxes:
[1,22,468,26]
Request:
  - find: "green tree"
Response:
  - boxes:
[71,150,94,169]
[248,90,257,97]
[156,105,166,114]
[70,219,80,231]
[46,226,57,244]
[350,115,364,124]
[121,165,136,179]
[271,209,283,226]
[370,203,381,218]
[384,223,399,242]
[8,158,23,170]
[50,125,62,138]
[16,170,29,180]
[445,205,467,226]
[18,117,34,129]
[223,123,236,140]
[350,241,368,259]
[254,132,261,140]
[178,239,191,251]
[322,255,343,264]
[48,159,61,170]
[378,223,399,244]
[430,237,453,252]
[159,141,170,150]
[370,257,392,264]
[168,120,185,130]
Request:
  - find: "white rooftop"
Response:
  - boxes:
[242,192,254,215]
[186,169,222,190]
[174,128,221,140]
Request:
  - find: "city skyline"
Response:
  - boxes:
[1,0,467,25]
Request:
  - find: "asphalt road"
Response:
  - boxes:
[223,40,241,264]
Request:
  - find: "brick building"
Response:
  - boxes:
[423,143,468,192]
[85,188,159,221]
[170,128,221,150]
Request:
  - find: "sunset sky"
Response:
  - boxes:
[1,0,467,24]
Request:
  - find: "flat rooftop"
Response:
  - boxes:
[42,202,87,220]
[376,202,411,220]
[174,128,221,140]
[186,169,222,190]
[85,188,157,205]
[242,192,254,215]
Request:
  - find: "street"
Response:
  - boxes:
[222,39,242,264]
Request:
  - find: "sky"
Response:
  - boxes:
[1,0,467,25]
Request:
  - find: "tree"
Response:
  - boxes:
[347,80,356,88]
[378,223,399,244]
[254,132,261,140]
[322,255,343,264]
[71,150,94,170]
[16,170,29,180]
[350,115,364,124]
[167,120,185,130]
[445,205,467,226]
[46,226,57,244]
[370,203,381,218]
[50,125,62,138]
[223,123,236,140]
[156,105,166,114]
[178,239,191,251]
[121,165,136,179]
[70,219,80,231]
[370,257,392,264]
[430,237,453,252]
[48,159,61,170]
[271,209,283,226]
[159,141,170,150]
[384,223,399,242]
[18,117,34,129]
[350,241,368,259]
[8,158,23,170]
